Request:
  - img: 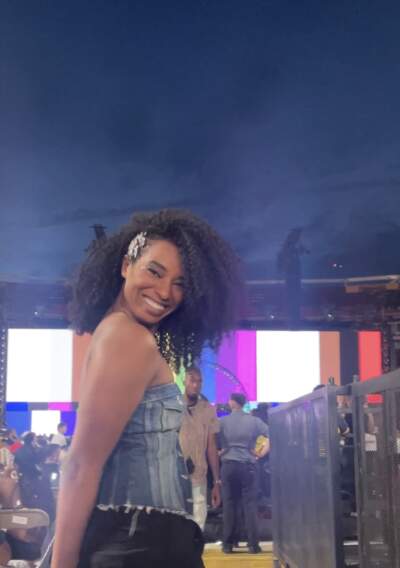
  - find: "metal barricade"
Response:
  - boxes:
[270,386,345,568]
[352,369,400,568]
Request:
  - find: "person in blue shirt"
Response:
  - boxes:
[219,393,269,554]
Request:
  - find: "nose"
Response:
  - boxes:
[155,279,173,303]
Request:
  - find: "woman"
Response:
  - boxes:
[51,209,241,567]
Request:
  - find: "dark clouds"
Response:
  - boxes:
[1,0,400,281]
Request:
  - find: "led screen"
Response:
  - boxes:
[5,328,382,408]
[7,329,73,402]
[256,331,321,402]
[31,410,61,436]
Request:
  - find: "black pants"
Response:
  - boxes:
[78,508,204,568]
[221,460,259,547]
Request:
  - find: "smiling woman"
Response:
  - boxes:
[119,239,185,328]
[70,208,241,370]
[51,209,242,568]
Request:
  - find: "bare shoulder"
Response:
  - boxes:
[92,312,158,357]
[80,313,160,393]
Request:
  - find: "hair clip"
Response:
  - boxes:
[127,232,147,261]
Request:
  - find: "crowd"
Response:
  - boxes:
[0,424,68,565]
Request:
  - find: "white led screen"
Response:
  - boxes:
[6,329,73,402]
[31,410,61,436]
[256,331,321,402]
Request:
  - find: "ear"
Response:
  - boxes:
[121,256,130,279]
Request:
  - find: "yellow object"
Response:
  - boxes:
[254,435,268,457]
[203,547,272,567]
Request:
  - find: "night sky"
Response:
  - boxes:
[1,0,400,282]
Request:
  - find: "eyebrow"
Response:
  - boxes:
[149,260,166,272]
[149,260,184,281]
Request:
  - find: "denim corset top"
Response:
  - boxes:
[97,382,192,516]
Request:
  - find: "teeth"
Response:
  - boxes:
[144,297,165,311]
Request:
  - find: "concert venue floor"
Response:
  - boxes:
[203,542,273,567]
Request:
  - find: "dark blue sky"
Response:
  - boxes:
[1,0,400,281]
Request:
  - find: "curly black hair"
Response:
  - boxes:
[69,209,242,370]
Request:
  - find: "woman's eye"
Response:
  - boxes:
[148,268,161,278]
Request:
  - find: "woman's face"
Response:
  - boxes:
[121,239,184,326]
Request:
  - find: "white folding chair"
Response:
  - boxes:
[0,509,49,532]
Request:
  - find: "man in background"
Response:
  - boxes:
[51,422,68,448]
[179,366,221,531]
[219,393,269,554]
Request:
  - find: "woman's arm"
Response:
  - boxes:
[51,319,158,568]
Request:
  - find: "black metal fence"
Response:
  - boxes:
[352,369,400,568]
[270,386,345,568]
[270,372,400,568]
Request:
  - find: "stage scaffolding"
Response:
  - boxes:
[0,327,7,426]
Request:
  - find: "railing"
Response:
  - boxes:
[352,369,400,568]
[269,386,345,568]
